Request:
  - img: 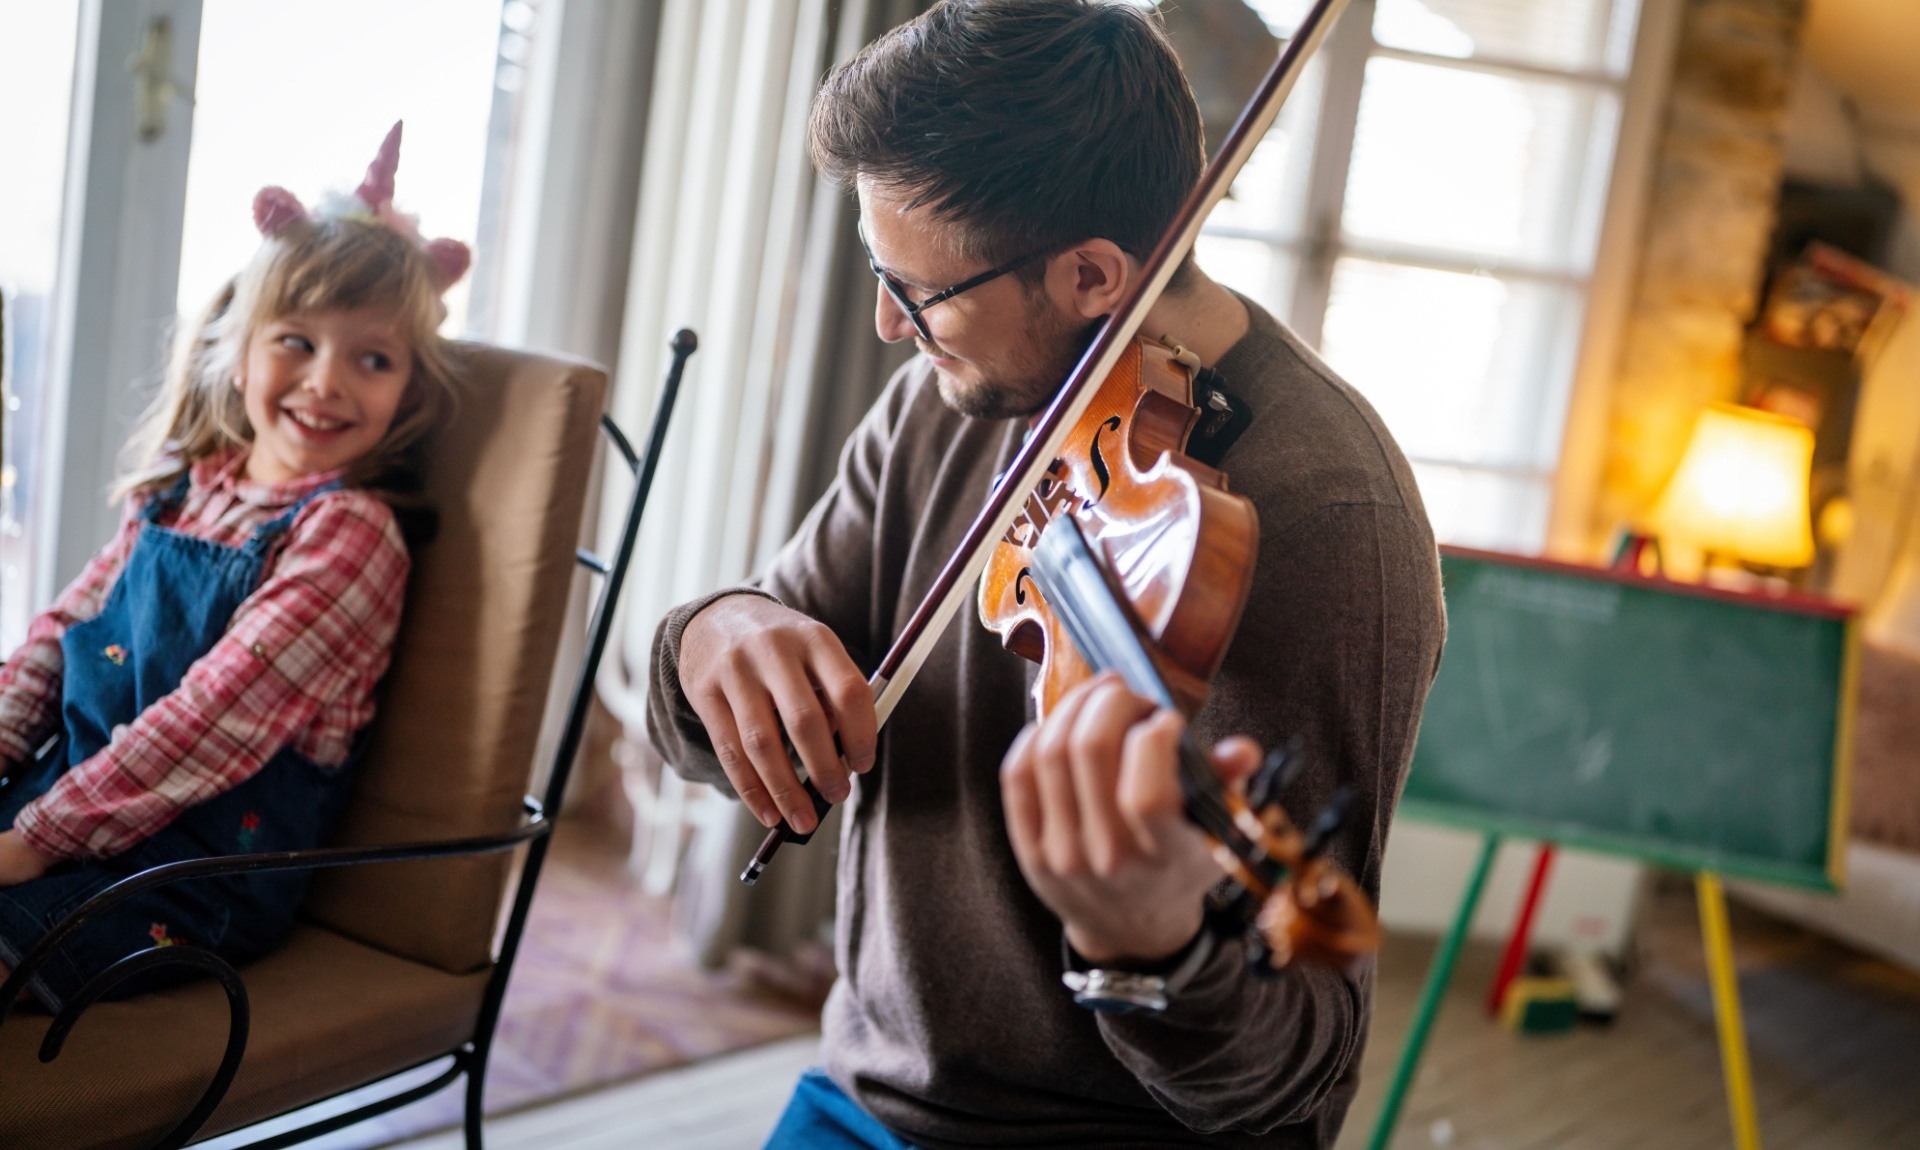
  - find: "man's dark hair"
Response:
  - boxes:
[810,0,1205,284]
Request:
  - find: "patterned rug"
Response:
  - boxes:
[320,819,821,1148]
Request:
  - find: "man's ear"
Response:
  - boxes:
[1051,239,1134,320]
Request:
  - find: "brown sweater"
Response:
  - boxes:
[649,299,1445,1148]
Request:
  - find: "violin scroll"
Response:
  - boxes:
[1214,781,1381,977]
[1260,858,1382,974]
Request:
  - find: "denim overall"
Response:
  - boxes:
[0,475,360,1010]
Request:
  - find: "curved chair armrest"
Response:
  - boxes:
[38,945,254,1150]
[0,807,551,1018]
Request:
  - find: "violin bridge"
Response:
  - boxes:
[1025,486,1053,530]
[1006,459,1078,547]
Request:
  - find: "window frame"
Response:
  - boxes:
[35,0,203,604]
[21,0,1691,618]
[28,0,542,619]
[1203,0,1684,555]
[1545,0,1687,558]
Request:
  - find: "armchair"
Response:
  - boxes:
[0,332,695,1150]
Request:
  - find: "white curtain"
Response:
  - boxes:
[595,0,925,963]
[599,0,832,610]
[486,0,661,812]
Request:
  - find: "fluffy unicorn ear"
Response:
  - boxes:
[254,122,470,296]
[424,237,472,288]
[253,186,306,237]
[355,121,404,211]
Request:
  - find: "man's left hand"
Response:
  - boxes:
[0,830,53,888]
[1000,672,1262,965]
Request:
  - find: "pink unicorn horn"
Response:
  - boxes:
[355,121,403,211]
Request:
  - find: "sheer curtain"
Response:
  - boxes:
[597,0,924,964]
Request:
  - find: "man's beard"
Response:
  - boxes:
[931,300,1100,421]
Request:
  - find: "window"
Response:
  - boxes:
[8,1,531,640]
[1197,0,1642,551]
[177,0,505,332]
[0,0,82,650]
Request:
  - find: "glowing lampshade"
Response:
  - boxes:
[1648,403,1815,569]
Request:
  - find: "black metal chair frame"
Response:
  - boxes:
[0,332,698,1150]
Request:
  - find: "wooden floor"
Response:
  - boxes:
[357,878,1920,1149]
[1341,877,1920,1149]
[378,1038,818,1150]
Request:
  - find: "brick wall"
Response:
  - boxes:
[1593,0,1807,537]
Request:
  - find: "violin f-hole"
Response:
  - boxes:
[1014,566,1036,605]
[1087,415,1121,507]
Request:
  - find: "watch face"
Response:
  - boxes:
[1061,926,1217,1015]
[1064,969,1168,1015]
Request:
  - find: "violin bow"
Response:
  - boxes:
[743,0,1354,884]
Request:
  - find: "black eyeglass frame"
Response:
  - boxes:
[859,225,1051,341]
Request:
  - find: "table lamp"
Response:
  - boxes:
[1646,402,1816,573]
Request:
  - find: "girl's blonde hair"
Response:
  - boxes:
[118,215,459,542]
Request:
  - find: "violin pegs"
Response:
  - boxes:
[1301,786,1354,861]
[1200,886,1277,976]
[1242,929,1280,977]
[1246,739,1303,813]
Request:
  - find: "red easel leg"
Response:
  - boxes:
[1486,842,1557,1017]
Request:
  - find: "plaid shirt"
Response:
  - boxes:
[0,451,408,860]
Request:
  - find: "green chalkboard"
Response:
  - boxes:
[1401,548,1857,891]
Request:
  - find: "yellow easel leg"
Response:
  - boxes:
[1697,872,1762,1150]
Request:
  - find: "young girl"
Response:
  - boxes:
[0,123,469,1011]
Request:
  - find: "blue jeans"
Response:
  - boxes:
[765,1069,918,1149]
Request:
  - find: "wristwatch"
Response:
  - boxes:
[1060,928,1215,1015]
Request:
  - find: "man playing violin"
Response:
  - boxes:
[646,1,1445,1146]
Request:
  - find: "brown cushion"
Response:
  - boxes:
[0,924,489,1150]
[303,345,608,973]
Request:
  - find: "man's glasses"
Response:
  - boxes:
[859,224,1050,342]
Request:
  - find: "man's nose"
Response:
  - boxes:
[874,285,917,344]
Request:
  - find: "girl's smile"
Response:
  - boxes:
[239,308,413,484]
[283,408,353,435]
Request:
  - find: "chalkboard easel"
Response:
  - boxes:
[1369,546,1858,1150]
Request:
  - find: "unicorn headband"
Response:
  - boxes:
[250,121,472,290]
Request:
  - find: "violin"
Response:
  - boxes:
[742,0,1377,974]
[981,337,1379,973]
[979,338,1256,721]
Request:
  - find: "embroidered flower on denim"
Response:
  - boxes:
[103,644,128,665]
[149,922,179,948]
[238,811,262,850]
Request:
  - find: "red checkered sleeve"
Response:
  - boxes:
[13,492,409,860]
[0,502,145,768]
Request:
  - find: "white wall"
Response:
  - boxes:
[1379,822,1644,957]
[1733,844,1920,972]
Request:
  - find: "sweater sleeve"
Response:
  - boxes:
[14,494,408,859]
[646,366,915,794]
[1094,500,1445,1135]
[0,504,144,768]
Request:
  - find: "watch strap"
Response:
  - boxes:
[1060,927,1215,1015]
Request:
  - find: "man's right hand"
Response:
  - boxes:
[677,594,877,834]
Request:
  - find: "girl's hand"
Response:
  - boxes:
[0,831,53,887]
